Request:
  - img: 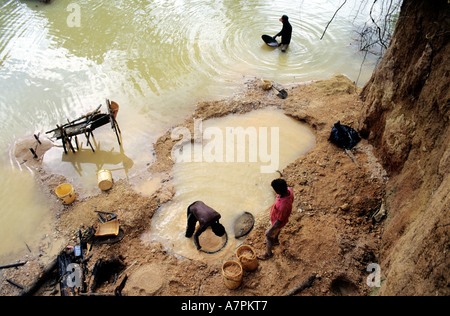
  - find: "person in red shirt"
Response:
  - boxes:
[258,178,294,260]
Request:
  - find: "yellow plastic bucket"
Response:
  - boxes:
[222,261,243,290]
[55,183,75,205]
[97,169,113,191]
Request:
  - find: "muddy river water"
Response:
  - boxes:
[0,0,389,263]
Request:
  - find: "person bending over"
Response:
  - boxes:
[185,201,226,250]
[258,179,294,260]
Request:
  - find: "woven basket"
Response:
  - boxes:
[222,261,243,290]
[236,245,258,272]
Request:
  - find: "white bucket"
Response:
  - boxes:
[97,169,113,191]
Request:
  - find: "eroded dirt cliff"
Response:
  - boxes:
[359,0,449,295]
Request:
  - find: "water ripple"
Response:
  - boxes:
[0,0,379,151]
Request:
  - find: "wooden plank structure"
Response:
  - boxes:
[46,99,121,154]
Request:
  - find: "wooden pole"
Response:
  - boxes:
[284,274,317,296]
[0,261,27,270]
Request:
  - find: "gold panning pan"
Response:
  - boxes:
[233,212,255,238]
[95,219,120,237]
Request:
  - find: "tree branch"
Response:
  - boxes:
[320,0,348,40]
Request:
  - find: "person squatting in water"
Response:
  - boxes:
[273,15,292,52]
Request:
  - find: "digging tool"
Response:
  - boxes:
[272,86,288,99]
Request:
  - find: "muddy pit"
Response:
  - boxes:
[145,107,316,262]
[0,75,386,296]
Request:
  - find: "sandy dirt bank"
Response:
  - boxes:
[1,75,387,296]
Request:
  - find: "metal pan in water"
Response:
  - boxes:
[261,34,279,47]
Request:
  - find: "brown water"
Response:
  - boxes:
[144,108,315,260]
[0,0,393,263]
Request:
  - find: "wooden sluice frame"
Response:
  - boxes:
[46,99,121,154]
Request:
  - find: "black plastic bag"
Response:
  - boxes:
[328,121,361,150]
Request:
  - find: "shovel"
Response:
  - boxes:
[272,86,288,99]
